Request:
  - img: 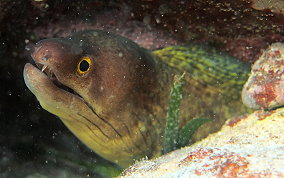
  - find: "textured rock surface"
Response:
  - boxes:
[251,0,284,14]
[121,108,284,177]
[33,10,180,50]
[242,43,284,109]
[125,0,284,63]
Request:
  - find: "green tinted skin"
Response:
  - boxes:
[23,30,250,168]
[153,45,250,142]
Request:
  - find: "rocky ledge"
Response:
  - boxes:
[122,108,284,177]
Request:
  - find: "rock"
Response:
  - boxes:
[251,0,284,14]
[224,34,284,63]
[33,10,180,50]
[121,108,284,177]
[242,43,284,109]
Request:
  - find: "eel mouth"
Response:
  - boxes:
[31,61,82,99]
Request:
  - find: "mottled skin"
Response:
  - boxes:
[23,30,251,168]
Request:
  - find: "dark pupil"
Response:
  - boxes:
[80,60,89,72]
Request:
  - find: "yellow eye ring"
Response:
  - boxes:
[77,56,91,75]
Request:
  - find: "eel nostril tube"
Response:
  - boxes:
[25,43,35,53]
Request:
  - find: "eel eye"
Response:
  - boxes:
[77,56,91,75]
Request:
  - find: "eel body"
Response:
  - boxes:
[23,30,250,167]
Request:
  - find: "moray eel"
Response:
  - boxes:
[23,30,250,167]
